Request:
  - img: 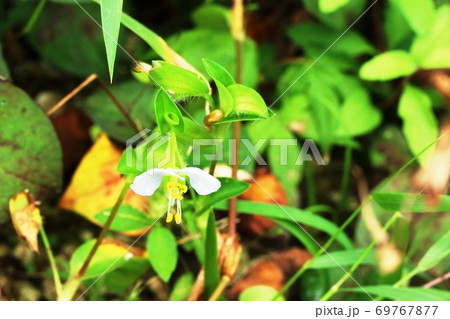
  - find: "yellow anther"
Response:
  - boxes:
[166,212,174,223]
[166,181,175,190]
[181,185,188,193]
[175,212,181,224]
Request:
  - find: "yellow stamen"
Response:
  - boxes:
[166,212,174,223]
[175,212,181,224]
[166,181,175,190]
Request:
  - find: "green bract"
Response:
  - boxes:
[154,89,185,134]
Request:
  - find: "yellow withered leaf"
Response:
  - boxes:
[59,134,148,231]
[9,190,42,252]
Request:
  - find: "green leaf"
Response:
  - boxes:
[309,249,377,269]
[302,0,368,31]
[359,50,417,81]
[103,258,150,294]
[289,23,374,58]
[82,81,155,142]
[239,285,285,301]
[213,84,272,123]
[248,117,302,204]
[117,147,143,176]
[94,205,153,232]
[275,218,318,253]
[69,239,128,279]
[318,0,350,14]
[169,272,194,301]
[202,58,235,87]
[0,82,62,216]
[214,108,275,124]
[191,5,230,31]
[228,84,267,114]
[300,270,329,301]
[372,193,450,213]
[343,286,450,301]
[92,0,175,64]
[154,89,185,134]
[100,0,123,82]
[215,81,235,116]
[215,200,353,249]
[168,29,258,88]
[390,0,435,35]
[198,178,249,215]
[50,0,90,2]
[417,229,450,272]
[28,4,107,78]
[148,61,210,99]
[383,0,414,49]
[411,5,450,69]
[204,210,220,300]
[338,88,382,137]
[398,85,438,166]
[146,227,178,282]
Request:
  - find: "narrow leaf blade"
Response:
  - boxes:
[204,210,220,299]
[100,0,123,82]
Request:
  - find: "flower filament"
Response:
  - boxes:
[165,181,188,224]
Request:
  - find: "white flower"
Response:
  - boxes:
[130,167,221,224]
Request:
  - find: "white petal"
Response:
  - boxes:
[174,167,221,195]
[130,168,172,196]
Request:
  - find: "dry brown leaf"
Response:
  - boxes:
[413,122,450,205]
[228,260,284,298]
[59,134,148,232]
[227,248,311,299]
[9,190,41,252]
[188,233,243,301]
[218,233,242,280]
[239,169,288,235]
[376,242,402,275]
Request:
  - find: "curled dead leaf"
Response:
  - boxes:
[9,190,41,252]
[413,121,450,205]
[430,71,450,97]
[218,233,242,280]
[376,242,402,275]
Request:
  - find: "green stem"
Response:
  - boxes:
[77,183,130,277]
[320,212,401,301]
[229,33,243,235]
[394,268,420,288]
[22,0,47,34]
[58,277,82,301]
[39,225,62,298]
[338,145,352,212]
[58,183,129,301]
